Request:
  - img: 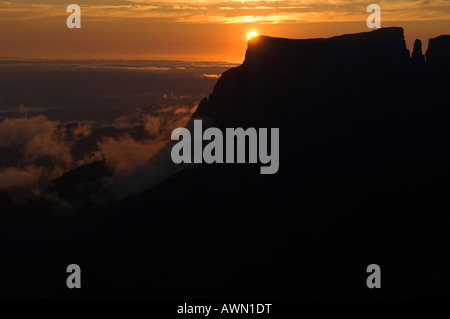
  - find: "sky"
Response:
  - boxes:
[1,0,450,60]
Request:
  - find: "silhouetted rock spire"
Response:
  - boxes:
[412,39,425,65]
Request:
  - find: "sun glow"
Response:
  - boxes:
[247,31,259,40]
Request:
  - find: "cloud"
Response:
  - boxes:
[98,102,195,184]
[143,114,161,136]
[98,134,167,178]
[0,103,197,201]
[0,165,43,189]
[22,124,73,168]
[0,115,93,191]
[202,74,221,78]
[95,103,196,197]
[2,1,450,23]
[0,115,59,147]
[72,122,92,139]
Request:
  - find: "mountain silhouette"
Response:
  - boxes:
[2,27,450,298]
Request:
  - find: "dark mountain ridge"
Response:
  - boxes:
[2,27,450,298]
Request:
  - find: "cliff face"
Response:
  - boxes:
[196,28,450,130]
[426,35,450,67]
[114,28,450,298]
[191,28,421,183]
[191,28,450,179]
[195,27,411,129]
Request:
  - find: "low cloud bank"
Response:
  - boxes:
[0,103,197,202]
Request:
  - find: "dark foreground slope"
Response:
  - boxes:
[2,27,450,298]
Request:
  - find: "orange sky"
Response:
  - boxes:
[1,1,450,60]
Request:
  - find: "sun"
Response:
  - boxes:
[247,31,258,40]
